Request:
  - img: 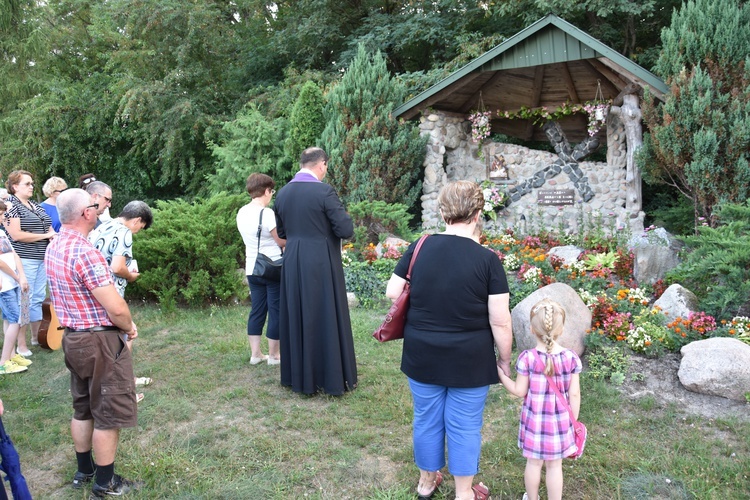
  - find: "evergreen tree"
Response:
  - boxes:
[640,0,750,226]
[284,81,325,165]
[320,44,427,212]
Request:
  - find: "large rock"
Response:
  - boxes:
[547,245,584,266]
[678,338,750,402]
[629,227,682,285]
[511,283,591,356]
[653,284,700,322]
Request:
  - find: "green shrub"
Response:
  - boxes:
[349,200,416,249]
[128,193,247,308]
[666,201,750,319]
[344,261,389,309]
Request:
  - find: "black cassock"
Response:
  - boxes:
[274,172,357,395]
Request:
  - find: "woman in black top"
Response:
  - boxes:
[4,170,55,355]
[386,181,513,500]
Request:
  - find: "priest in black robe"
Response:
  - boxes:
[274,147,357,395]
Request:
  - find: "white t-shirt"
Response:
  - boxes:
[0,233,19,293]
[236,203,282,275]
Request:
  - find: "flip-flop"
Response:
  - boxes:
[135,377,152,386]
[472,482,490,500]
[136,393,144,404]
[417,470,443,499]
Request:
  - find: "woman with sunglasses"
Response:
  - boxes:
[4,170,56,355]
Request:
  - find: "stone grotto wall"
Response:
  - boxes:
[418,110,643,235]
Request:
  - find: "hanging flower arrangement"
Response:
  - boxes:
[470,110,492,144]
[582,101,610,136]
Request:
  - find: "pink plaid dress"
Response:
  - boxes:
[516,348,582,459]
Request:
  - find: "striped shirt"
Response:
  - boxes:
[45,227,115,330]
[5,195,52,260]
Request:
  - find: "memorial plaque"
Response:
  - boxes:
[537,189,575,206]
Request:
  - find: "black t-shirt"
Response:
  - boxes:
[394,234,509,387]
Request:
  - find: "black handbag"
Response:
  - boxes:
[251,209,283,282]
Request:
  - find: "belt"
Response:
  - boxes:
[65,326,121,333]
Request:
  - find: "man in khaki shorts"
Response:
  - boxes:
[45,188,142,498]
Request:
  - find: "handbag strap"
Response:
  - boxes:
[256,209,264,253]
[406,235,429,281]
[530,349,579,424]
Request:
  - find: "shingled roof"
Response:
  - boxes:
[394,14,668,142]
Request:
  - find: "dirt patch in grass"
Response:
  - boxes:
[620,352,748,422]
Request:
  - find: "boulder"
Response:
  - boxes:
[511,283,591,356]
[653,284,700,322]
[347,292,360,309]
[629,227,682,285]
[547,245,584,266]
[678,338,750,402]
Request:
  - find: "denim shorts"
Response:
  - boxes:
[0,288,21,324]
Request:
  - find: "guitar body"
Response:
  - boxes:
[38,299,63,350]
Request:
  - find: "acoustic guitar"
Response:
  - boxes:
[38,298,63,350]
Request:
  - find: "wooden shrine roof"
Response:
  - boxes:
[393,14,668,142]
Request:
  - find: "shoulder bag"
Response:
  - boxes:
[531,349,587,459]
[372,235,429,342]
[251,209,283,282]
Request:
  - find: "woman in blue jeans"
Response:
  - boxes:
[386,181,513,500]
[4,170,56,356]
[236,173,285,365]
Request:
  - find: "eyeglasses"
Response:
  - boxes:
[53,189,66,193]
[21,182,34,187]
[270,189,276,195]
[82,203,99,216]
[81,177,96,185]
[101,195,112,204]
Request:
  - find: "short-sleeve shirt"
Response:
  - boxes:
[45,227,115,330]
[89,219,133,297]
[516,349,583,459]
[41,202,62,232]
[5,195,52,260]
[236,204,282,275]
[396,234,510,387]
[0,233,19,292]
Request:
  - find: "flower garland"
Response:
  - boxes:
[497,100,611,137]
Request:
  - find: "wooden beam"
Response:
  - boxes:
[459,71,507,113]
[584,59,627,95]
[559,62,580,103]
[522,66,545,140]
[595,57,666,101]
[399,72,484,120]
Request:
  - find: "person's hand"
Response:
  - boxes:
[497,359,511,378]
[19,276,28,292]
[126,322,138,341]
[127,270,140,282]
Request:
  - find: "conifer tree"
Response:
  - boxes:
[284,81,325,165]
[320,44,427,210]
[640,0,750,226]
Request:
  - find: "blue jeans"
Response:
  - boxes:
[408,378,489,476]
[246,275,280,340]
[20,258,45,323]
[0,288,21,324]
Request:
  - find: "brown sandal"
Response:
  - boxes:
[472,482,490,500]
[417,470,443,499]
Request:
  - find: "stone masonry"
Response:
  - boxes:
[417,110,644,236]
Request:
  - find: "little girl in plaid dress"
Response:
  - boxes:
[498,299,582,500]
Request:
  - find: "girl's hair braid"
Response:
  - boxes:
[529,299,567,376]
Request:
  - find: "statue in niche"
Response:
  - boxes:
[489,155,509,180]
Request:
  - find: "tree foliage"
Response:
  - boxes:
[640,0,750,226]
[284,81,325,165]
[320,44,426,212]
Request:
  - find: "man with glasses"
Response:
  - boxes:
[45,188,142,497]
[84,181,113,227]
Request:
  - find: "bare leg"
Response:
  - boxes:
[16,324,30,352]
[525,458,544,500]
[416,468,440,496]
[268,339,280,360]
[1,323,20,363]
[454,475,474,500]
[91,428,120,466]
[30,320,41,344]
[71,418,95,454]
[248,335,264,359]
[545,459,563,500]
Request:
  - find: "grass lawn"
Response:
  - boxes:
[1,303,748,499]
